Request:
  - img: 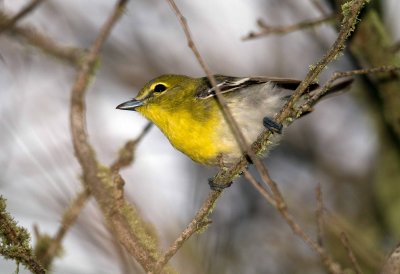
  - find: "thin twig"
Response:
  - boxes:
[243,14,336,41]
[111,122,153,172]
[325,211,384,269]
[310,0,330,16]
[0,10,84,66]
[243,170,275,205]
[0,0,46,34]
[39,188,90,269]
[297,65,400,114]
[152,190,221,273]
[245,171,343,274]
[340,232,364,274]
[315,184,324,247]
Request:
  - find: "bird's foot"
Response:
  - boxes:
[208,178,233,190]
[263,116,283,134]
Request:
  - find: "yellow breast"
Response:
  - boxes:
[138,100,234,165]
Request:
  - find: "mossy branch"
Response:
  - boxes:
[68,0,171,272]
[0,196,45,274]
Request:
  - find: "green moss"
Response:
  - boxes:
[341,2,352,17]
[0,196,44,273]
[95,164,161,260]
[122,203,160,258]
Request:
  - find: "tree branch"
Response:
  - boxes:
[0,0,46,35]
[36,188,90,269]
[0,10,84,66]
[69,0,168,272]
[243,14,337,41]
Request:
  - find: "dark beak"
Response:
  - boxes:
[116,99,144,111]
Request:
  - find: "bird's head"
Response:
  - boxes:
[116,74,197,113]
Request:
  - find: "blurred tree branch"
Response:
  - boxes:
[347,8,400,272]
[0,0,45,35]
[33,121,152,270]
[0,10,84,67]
[34,188,90,270]
[350,10,400,139]
[339,232,363,274]
[243,14,337,40]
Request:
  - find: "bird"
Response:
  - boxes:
[116,75,352,166]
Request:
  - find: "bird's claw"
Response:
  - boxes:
[263,117,283,134]
[208,178,232,190]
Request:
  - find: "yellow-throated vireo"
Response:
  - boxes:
[117,75,352,166]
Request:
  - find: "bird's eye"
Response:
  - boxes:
[153,83,167,93]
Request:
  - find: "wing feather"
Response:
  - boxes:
[195,75,319,99]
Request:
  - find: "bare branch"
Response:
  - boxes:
[243,169,275,205]
[152,191,220,273]
[111,122,152,172]
[315,184,324,247]
[340,232,364,274]
[243,14,336,41]
[245,169,343,274]
[310,0,330,16]
[0,0,46,35]
[38,188,90,269]
[0,10,84,66]
[297,65,400,115]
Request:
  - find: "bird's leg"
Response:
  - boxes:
[263,116,283,134]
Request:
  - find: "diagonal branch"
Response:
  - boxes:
[36,188,90,269]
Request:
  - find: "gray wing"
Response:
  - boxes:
[195,75,320,99]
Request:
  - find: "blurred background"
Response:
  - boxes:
[1,0,400,273]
